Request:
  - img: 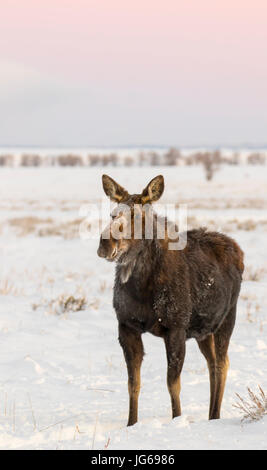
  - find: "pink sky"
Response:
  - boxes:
[1,0,267,146]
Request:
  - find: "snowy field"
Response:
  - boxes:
[0,165,266,450]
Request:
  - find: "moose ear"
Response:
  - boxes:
[141,175,164,204]
[102,174,129,203]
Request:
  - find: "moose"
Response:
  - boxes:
[97,174,244,426]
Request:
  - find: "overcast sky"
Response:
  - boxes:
[1,0,267,147]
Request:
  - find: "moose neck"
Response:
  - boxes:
[116,237,160,285]
[116,211,170,285]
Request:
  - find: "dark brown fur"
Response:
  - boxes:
[98,175,244,426]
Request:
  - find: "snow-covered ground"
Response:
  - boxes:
[0,166,266,449]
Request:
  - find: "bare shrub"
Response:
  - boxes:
[234,386,267,422]
[109,153,118,166]
[229,152,240,165]
[21,154,42,167]
[88,153,119,166]
[0,279,22,296]
[149,151,161,166]
[124,156,134,166]
[8,217,83,239]
[38,219,83,239]
[8,217,53,236]
[101,155,111,166]
[244,300,261,323]
[0,154,15,167]
[190,151,205,165]
[57,154,83,166]
[243,266,266,282]
[185,150,223,171]
[99,280,107,293]
[212,150,222,164]
[138,152,146,166]
[198,152,220,181]
[88,154,100,166]
[164,147,181,166]
[236,219,257,231]
[247,153,266,165]
[54,294,87,313]
[0,156,6,166]
[184,154,196,166]
[33,294,88,315]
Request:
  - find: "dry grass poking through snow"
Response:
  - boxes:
[8,217,84,239]
[0,279,22,296]
[33,294,88,315]
[185,216,267,234]
[8,217,53,236]
[243,266,267,282]
[234,386,267,422]
[32,292,101,315]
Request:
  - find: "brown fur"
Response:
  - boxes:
[98,175,244,425]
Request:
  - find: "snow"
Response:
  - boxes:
[0,165,266,449]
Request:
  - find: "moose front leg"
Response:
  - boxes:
[118,323,144,426]
[164,328,186,419]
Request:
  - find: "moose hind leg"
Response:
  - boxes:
[118,323,144,426]
[211,304,237,419]
[197,334,216,419]
[164,328,186,419]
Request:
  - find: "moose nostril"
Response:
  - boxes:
[97,246,105,258]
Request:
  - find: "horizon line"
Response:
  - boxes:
[1,143,267,150]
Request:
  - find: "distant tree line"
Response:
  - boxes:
[0,149,266,173]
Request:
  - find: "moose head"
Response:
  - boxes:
[97,174,164,262]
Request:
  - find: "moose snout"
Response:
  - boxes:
[97,236,118,260]
[97,236,108,258]
[97,244,106,258]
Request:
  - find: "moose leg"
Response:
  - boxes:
[197,334,216,419]
[164,328,186,419]
[211,304,237,419]
[118,323,144,426]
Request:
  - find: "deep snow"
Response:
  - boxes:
[0,166,266,449]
